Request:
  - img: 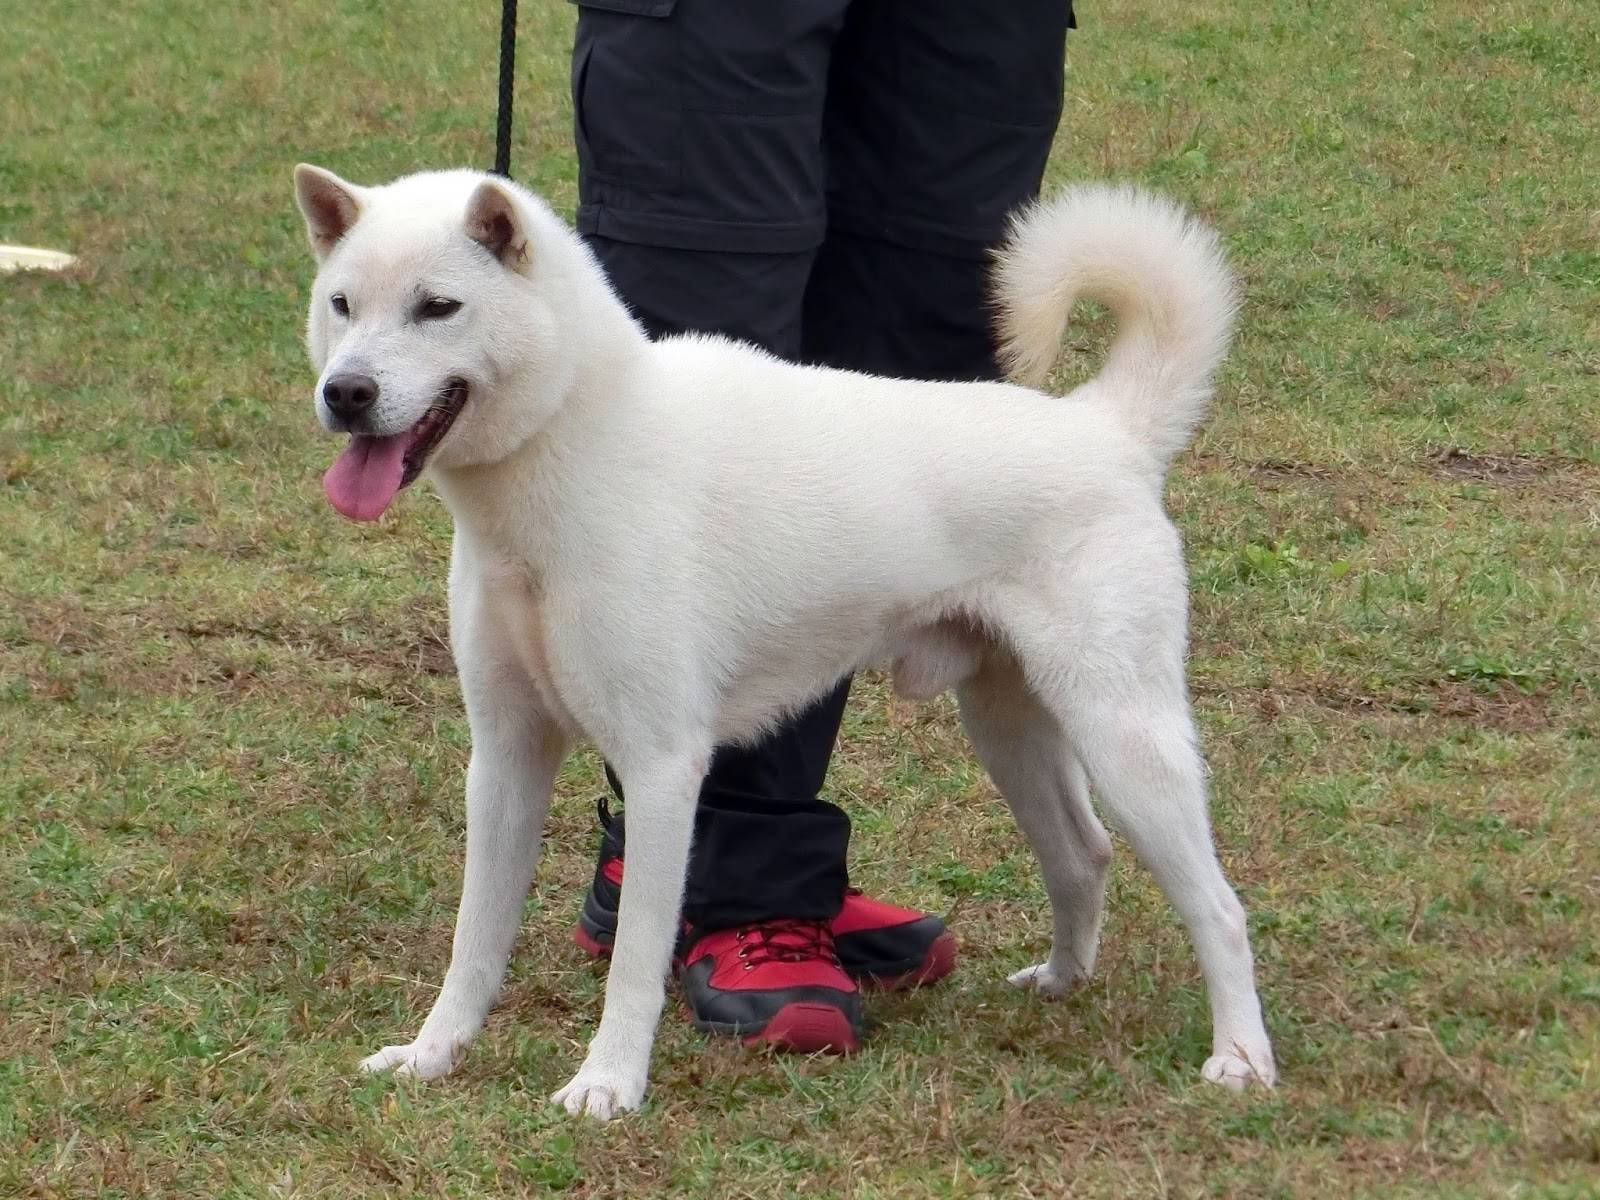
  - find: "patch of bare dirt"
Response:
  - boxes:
[1207,676,1558,734]
[1244,458,1341,483]
[1429,448,1549,484]
[1186,449,1596,499]
[0,922,100,1003]
[176,615,454,677]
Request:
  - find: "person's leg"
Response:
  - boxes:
[802,235,1006,381]
[804,0,1074,383]
[788,0,1074,987]
[583,239,812,358]
[570,0,900,1051]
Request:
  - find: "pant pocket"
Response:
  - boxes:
[572,0,682,192]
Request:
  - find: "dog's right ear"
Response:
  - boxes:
[293,164,364,260]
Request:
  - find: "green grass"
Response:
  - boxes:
[3,0,1598,1195]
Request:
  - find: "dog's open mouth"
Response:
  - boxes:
[323,379,469,522]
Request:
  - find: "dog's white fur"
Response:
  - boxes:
[294,164,1276,1118]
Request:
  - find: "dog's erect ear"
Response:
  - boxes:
[294,164,364,260]
[465,178,532,273]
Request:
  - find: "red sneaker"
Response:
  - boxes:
[679,919,862,1053]
[833,889,958,991]
[573,808,957,990]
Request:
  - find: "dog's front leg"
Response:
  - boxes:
[361,712,565,1080]
[553,749,706,1119]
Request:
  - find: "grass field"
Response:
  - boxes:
[3,0,1597,1195]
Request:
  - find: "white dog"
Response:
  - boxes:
[292,163,1276,1118]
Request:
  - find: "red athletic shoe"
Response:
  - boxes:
[832,889,958,991]
[572,802,958,992]
[679,919,862,1053]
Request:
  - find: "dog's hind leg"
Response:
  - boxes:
[1006,532,1276,1090]
[1062,694,1275,1088]
[958,658,1113,995]
[552,745,709,1120]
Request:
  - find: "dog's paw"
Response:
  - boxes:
[359,1038,461,1081]
[552,1061,647,1120]
[1006,961,1079,997]
[1201,1050,1276,1092]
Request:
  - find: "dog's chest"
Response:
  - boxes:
[478,572,580,732]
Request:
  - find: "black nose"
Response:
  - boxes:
[322,373,379,422]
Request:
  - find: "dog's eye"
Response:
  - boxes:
[330,293,350,316]
[417,297,462,321]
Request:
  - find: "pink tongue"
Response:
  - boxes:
[323,434,412,522]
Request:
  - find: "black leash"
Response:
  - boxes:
[493,0,518,177]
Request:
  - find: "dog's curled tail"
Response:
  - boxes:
[992,184,1238,467]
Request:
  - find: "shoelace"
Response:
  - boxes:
[735,919,841,969]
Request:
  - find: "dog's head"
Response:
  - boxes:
[293,165,578,521]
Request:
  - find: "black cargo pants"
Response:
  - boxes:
[572,0,1073,931]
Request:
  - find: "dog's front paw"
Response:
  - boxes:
[551,1060,647,1120]
[1006,961,1079,997]
[1201,1048,1276,1092]
[360,1037,462,1081]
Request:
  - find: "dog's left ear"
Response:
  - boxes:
[465,178,533,273]
[294,163,364,260]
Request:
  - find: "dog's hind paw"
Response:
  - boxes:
[552,1063,647,1120]
[1006,961,1079,997]
[1201,1049,1276,1092]
[359,1038,461,1081]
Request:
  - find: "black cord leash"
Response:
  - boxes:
[494,0,518,176]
